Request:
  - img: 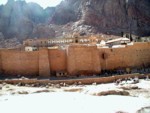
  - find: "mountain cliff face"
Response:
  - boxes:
[0,0,55,40]
[51,0,150,36]
[0,0,150,42]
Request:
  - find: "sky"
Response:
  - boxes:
[0,0,62,8]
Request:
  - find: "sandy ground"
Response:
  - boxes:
[0,79,150,113]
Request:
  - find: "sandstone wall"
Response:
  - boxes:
[48,49,67,75]
[0,50,39,77]
[39,49,50,77]
[0,51,2,74]
[67,45,101,76]
[99,42,150,70]
[0,42,149,77]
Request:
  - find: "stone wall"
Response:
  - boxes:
[0,42,149,77]
[0,51,3,74]
[67,45,101,76]
[39,49,50,78]
[48,49,67,75]
[0,50,39,77]
[99,42,150,70]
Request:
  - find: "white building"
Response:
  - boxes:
[25,47,38,52]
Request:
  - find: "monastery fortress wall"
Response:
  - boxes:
[0,50,39,77]
[99,43,150,70]
[0,42,149,78]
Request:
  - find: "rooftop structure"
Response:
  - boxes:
[106,38,130,47]
[106,38,130,44]
[23,37,131,50]
[23,37,104,47]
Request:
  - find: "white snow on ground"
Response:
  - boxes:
[0,92,149,113]
[137,80,150,89]
[0,79,150,113]
[81,83,122,94]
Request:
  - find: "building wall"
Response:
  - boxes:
[23,37,104,47]
[39,49,51,77]
[0,50,39,77]
[99,42,150,70]
[0,51,2,74]
[48,49,67,75]
[67,45,101,76]
[0,42,149,77]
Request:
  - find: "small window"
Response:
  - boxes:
[102,53,108,60]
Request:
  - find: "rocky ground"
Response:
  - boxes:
[0,79,150,113]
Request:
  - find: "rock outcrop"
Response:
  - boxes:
[51,0,150,36]
[0,0,55,40]
[31,24,55,38]
[0,0,150,42]
[50,0,78,25]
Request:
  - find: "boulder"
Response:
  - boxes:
[94,90,130,96]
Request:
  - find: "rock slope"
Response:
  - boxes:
[0,0,150,41]
[51,0,150,36]
[0,0,55,40]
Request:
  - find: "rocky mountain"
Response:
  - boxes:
[51,0,150,37]
[0,0,55,40]
[0,0,150,43]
